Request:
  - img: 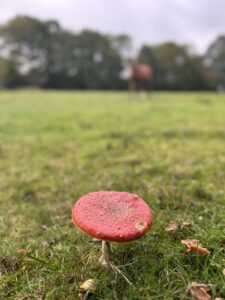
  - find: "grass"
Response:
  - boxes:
[0,90,224,299]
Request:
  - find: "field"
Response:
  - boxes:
[0,91,225,300]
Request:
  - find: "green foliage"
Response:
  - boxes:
[205,35,225,89]
[0,57,19,88]
[0,16,125,89]
[0,15,224,90]
[139,43,216,90]
[0,91,224,299]
[0,57,10,87]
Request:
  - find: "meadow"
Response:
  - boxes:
[0,91,224,299]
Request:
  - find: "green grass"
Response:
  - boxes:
[0,90,224,300]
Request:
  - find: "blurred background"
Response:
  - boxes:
[0,0,225,91]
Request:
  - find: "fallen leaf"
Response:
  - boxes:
[165,221,178,232]
[223,269,225,276]
[187,282,211,300]
[181,221,193,228]
[181,240,210,255]
[165,220,193,232]
[78,279,97,292]
[215,298,224,300]
[78,279,97,300]
[17,249,26,256]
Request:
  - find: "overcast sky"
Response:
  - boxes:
[1,0,225,54]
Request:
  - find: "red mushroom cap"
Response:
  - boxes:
[72,191,153,242]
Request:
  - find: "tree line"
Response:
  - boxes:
[0,15,225,90]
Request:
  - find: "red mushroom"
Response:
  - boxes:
[72,191,153,265]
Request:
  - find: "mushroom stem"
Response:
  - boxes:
[100,241,112,266]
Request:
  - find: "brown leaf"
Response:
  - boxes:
[79,279,97,292]
[187,282,211,300]
[78,279,97,300]
[17,249,26,256]
[181,240,210,255]
[165,221,178,232]
[223,269,225,276]
[181,221,193,228]
[215,298,224,300]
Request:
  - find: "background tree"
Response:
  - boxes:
[0,15,222,90]
[204,35,225,90]
[0,16,125,89]
[0,57,20,88]
[138,42,215,90]
[71,30,124,89]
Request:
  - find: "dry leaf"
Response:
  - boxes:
[187,282,211,300]
[181,240,210,255]
[165,220,193,232]
[165,221,178,232]
[17,249,26,256]
[78,279,97,300]
[181,221,192,228]
[215,298,224,300]
[223,269,225,276]
[79,279,97,292]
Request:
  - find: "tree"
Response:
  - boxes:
[204,35,225,89]
[70,30,124,89]
[0,57,20,88]
[138,43,215,90]
[0,15,218,91]
[0,16,126,89]
[0,16,60,87]
[108,34,132,59]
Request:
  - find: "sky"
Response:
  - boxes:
[1,0,225,54]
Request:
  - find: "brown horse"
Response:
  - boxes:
[128,63,153,93]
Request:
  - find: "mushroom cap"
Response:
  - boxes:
[72,191,153,242]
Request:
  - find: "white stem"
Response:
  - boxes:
[100,241,111,266]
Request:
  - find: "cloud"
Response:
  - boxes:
[1,0,225,54]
